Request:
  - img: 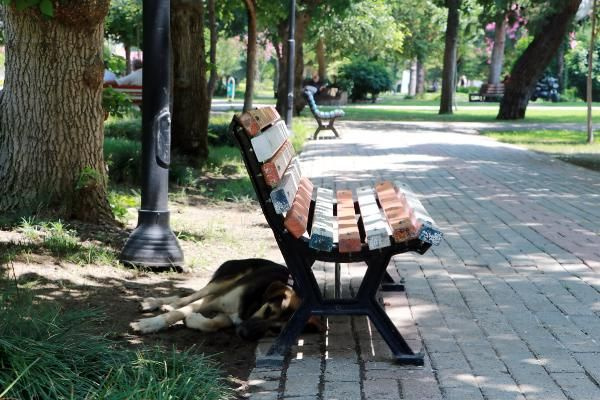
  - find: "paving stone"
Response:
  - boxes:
[551,372,600,400]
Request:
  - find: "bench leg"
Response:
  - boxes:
[313,126,322,140]
[328,119,341,138]
[381,271,405,292]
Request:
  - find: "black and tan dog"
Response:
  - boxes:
[131,258,319,340]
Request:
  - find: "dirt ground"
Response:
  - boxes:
[0,194,284,397]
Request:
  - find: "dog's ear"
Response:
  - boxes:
[263,282,301,311]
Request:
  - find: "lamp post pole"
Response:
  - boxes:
[285,0,296,129]
[120,0,184,269]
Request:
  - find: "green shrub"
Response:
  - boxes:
[104,137,142,184]
[104,116,142,140]
[102,87,135,119]
[338,59,392,102]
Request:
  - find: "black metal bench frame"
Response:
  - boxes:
[303,91,342,139]
[230,118,430,365]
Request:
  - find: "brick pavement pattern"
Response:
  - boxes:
[247,121,600,400]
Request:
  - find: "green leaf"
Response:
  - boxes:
[39,0,53,16]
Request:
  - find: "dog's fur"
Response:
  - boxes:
[131,259,318,340]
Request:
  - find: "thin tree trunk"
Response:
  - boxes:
[316,36,327,80]
[409,58,417,96]
[439,0,460,114]
[557,42,566,93]
[498,0,582,120]
[293,11,311,115]
[416,57,426,95]
[170,0,209,163]
[275,20,288,115]
[489,10,508,84]
[0,2,113,223]
[588,0,597,144]
[243,0,257,112]
[125,45,131,74]
[207,0,218,102]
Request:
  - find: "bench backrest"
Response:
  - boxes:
[303,90,321,117]
[480,83,504,95]
[104,84,143,105]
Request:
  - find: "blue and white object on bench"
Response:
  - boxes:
[304,89,344,139]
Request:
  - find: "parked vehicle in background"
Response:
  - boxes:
[531,76,560,102]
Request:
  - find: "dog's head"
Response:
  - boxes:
[236,281,324,340]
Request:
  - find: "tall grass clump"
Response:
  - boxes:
[0,275,233,400]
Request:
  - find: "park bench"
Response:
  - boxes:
[303,89,345,139]
[468,83,504,102]
[229,107,443,365]
[104,84,143,106]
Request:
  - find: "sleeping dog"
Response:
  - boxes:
[130,258,321,340]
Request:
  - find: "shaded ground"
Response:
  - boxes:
[0,194,283,397]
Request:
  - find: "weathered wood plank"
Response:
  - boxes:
[261,140,295,188]
[356,186,391,250]
[270,158,302,214]
[238,106,281,137]
[284,177,314,238]
[251,120,289,162]
[375,181,413,243]
[336,190,361,253]
[309,187,335,251]
[394,181,443,246]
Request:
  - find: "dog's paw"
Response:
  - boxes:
[160,304,175,312]
[130,316,166,334]
[139,297,162,312]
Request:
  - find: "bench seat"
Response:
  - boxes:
[230,107,443,365]
[469,83,504,102]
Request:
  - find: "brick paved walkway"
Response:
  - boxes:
[247,120,600,400]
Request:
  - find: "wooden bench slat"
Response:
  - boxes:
[356,186,391,250]
[284,177,314,238]
[251,120,289,162]
[270,158,302,214]
[261,140,296,188]
[309,187,335,251]
[337,190,362,253]
[394,181,444,246]
[238,107,280,137]
[375,181,414,243]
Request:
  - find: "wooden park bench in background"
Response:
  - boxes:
[303,90,345,139]
[230,107,443,365]
[469,83,504,102]
[104,84,143,106]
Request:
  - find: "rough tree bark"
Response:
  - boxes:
[416,57,426,95]
[498,0,582,119]
[243,0,257,112]
[316,36,327,80]
[439,0,460,114]
[409,58,417,96]
[170,0,209,164]
[0,1,114,224]
[489,10,508,84]
[207,0,218,102]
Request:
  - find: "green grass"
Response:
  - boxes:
[483,130,600,171]
[321,105,594,123]
[0,275,232,400]
[0,219,119,265]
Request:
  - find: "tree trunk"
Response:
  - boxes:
[439,0,460,114]
[170,0,209,163]
[275,20,288,116]
[0,2,113,224]
[416,57,426,95]
[243,0,257,112]
[556,42,566,93]
[207,0,218,103]
[316,36,327,80]
[587,0,597,144]
[409,58,417,96]
[498,0,582,119]
[293,11,311,115]
[125,45,131,74]
[488,10,508,84]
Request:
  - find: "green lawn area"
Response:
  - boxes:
[483,130,600,171]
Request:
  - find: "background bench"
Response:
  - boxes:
[230,107,443,365]
[303,90,345,139]
[469,83,504,102]
[104,84,142,106]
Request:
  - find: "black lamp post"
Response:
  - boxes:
[120,0,184,269]
[285,0,296,128]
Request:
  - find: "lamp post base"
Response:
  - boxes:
[120,210,184,270]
